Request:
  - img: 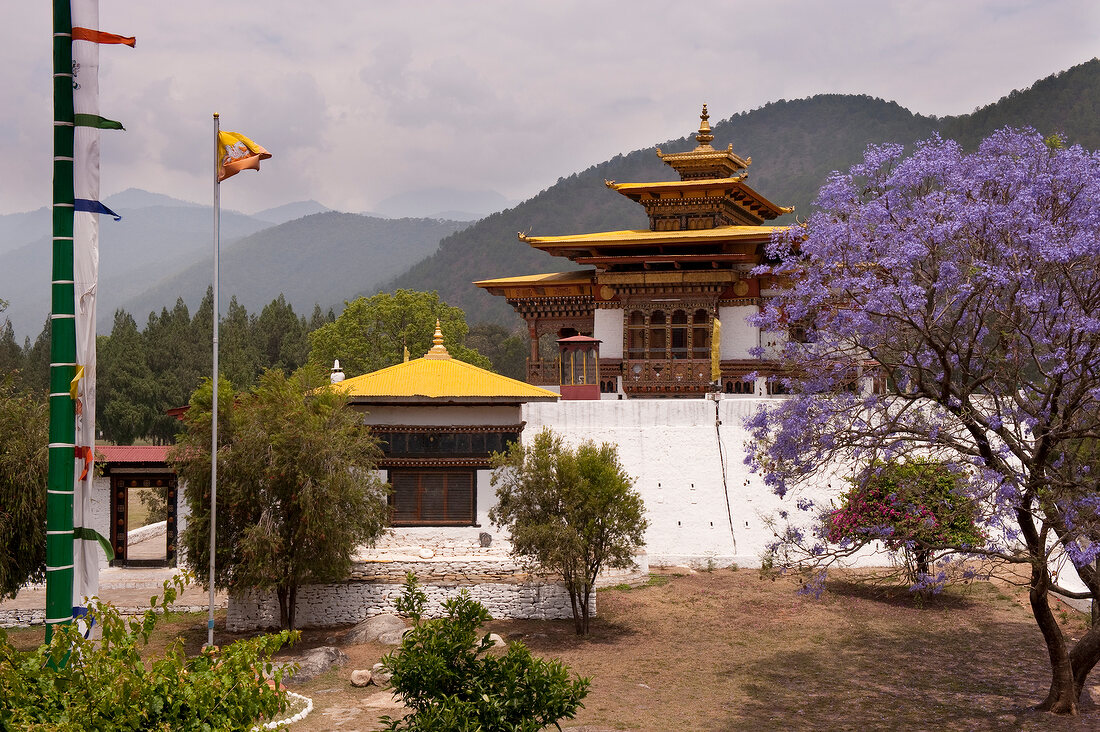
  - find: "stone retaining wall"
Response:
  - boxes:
[227,580,590,631]
[0,604,221,629]
[227,549,649,631]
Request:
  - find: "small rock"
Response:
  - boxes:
[284,646,349,682]
[345,613,407,645]
[371,662,393,687]
[479,532,492,547]
[418,547,435,559]
[488,633,506,648]
[350,669,372,687]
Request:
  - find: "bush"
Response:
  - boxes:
[380,574,590,731]
[0,576,296,731]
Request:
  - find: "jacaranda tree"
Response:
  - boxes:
[747,128,1100,714]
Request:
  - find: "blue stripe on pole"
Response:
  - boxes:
[73,199,121,220]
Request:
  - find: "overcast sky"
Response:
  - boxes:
[3,1,1098,216]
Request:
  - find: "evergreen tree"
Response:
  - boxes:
[97,310,157,445]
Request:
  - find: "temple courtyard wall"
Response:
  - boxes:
[521,396,842,569]
[229,396,857,630]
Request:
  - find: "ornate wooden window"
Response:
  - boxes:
[626,311,646,358]
[390,469,475,526]
[648,310,667,359]
[670,310,689,359]
[692,309,710,359]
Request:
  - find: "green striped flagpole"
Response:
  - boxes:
[47,0,77,641]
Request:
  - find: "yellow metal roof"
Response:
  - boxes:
[474,270,595,287]
[331,356,558,403]
[519,225,784,247]
[606,177,748,194]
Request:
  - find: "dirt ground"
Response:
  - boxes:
[7,568,1100,731]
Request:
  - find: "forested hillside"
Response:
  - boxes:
[391,59,1100,325]
[119,212,471,322]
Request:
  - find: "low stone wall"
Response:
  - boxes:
[127,520,167,544]
[0,604,218,629]
[227,580,589,631]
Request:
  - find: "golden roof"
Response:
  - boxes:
[519,225,783,248]
[474,270,595,287]
[656,104,751,176]
[330,325,557,404]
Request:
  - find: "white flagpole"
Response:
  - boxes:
[209,112,220,648]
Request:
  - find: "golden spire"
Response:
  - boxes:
[424,319,452,360]
[694,103,714,150]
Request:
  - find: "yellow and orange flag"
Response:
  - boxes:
[217,130,271,182]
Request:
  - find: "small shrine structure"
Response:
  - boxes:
[477,105,792,396]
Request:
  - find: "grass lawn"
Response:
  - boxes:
[6,569,1099,730]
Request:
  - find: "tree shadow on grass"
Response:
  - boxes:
[823,577,984,612]
[722,618,1100,732]
[492,617,638,652]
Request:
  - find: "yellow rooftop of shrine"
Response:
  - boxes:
[330,322,558,404]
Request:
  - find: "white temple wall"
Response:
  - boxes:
[593,308,624,358]
[357,404,522,426]
[522,398,855,568]
[718,305,759,360]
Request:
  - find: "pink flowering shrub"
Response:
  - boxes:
[826,460,984,580]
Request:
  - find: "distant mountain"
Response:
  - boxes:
[0,200,272,339]
[253,200,332,225]
[104,188,202,210]
[371,187,516,220]
[0,207,50,257]
[389,58,1100,326]
[118,212,471,324]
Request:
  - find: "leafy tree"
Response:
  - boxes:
[255,294,311,373]
[823,460,985,583]
[97,310,158,445]
[219,296,263,390]
[0,377,47,599]
[0,318,22,379]
[0,576,295,730]
[381,574,589,731]
[21,317,51,394]
[308,290,491,377]
[170,368,390,630]
[747,128,1100,714]
[490,428,647,635]
[467,323,528,380]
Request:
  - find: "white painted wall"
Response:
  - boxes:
[718,305,759,360]
[593,308,624,358]
[358,404,523,426]
[522,398,854,569]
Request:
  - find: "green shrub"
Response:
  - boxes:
[381,574,590,731]
[0,576,296,731]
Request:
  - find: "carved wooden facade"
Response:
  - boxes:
[476,105,792,397]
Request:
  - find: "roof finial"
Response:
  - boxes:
[330,359,345,384]
[424,319,452,360]
[695,103,714,150]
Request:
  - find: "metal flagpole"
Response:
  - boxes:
[46,0,77,643]
[208,112,220,648]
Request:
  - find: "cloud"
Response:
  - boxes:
[1,0,1098,216]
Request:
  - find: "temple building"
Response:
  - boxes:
[476,105,792,397]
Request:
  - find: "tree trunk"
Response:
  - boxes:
[287,584,298,631]
[580,585,592,635]
[276,586,289,630]
[1071,619,1100,701]
[1030,565,1078,714]
[567,585,583,635]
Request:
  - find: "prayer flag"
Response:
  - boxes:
[711,317,721,383]
[71,27,135,47]
[217,131,271,182]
